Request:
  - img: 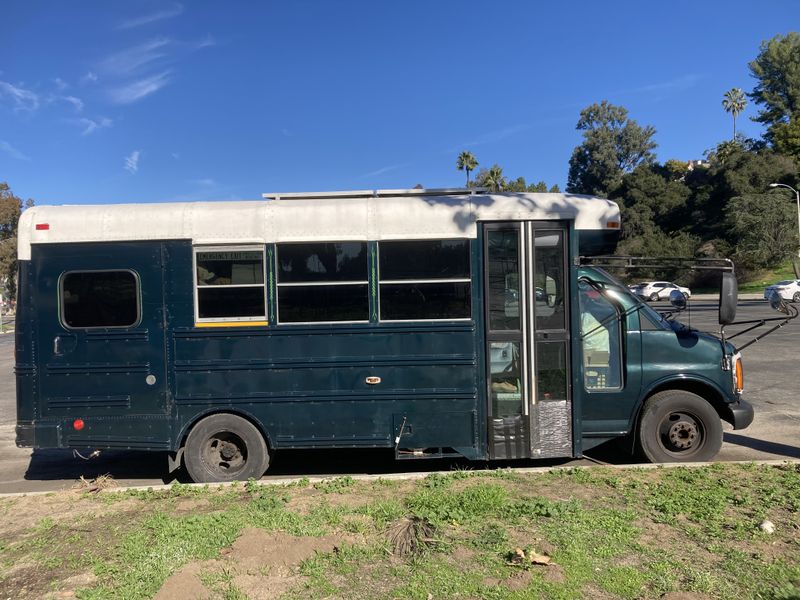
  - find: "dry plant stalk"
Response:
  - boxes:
[74,474,117,493]
[387,516,436,557]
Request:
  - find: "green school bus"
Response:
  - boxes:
[15,189,755,483]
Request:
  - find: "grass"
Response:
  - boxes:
[738,259,799,293]
[0,464,799,599]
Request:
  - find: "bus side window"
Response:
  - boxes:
[195,247,266,323]
[61,270,140,329]
[378,239,471,321]
[578,283,622,391]
[276,242,369,323]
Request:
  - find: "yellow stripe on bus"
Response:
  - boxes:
[194,321,269,328]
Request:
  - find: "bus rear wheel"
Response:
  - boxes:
[637,390,722,463]
[184,414,270,483]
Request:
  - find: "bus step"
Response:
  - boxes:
[395,447,460,460]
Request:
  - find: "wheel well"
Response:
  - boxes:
[638,380,732,427]
[177,409,272,453]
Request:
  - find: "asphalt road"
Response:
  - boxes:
[1,298,798,493]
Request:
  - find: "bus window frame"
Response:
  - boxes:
[377,238,473,323]
[274,241,370,326]
[193,244,268,325]
[59,269,142,330]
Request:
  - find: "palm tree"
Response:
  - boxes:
[456,151,478,186]
[722,88,747,140]
[481,164,506,192]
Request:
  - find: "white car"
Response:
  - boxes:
[628,281,692,302]
[764,279,800,303]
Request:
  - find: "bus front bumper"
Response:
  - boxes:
[725,399,754,430]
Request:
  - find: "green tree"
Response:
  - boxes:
[567,100,657,197]
[475,164,507,192]
[0,183,33,299]
[726,192,797,270]
[722,88,747,139]
[748,32,800,140]
[771,112,800,160]
[456,151,478,186]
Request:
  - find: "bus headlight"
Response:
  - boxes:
[733,353,744,394]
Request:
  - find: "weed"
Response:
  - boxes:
[314,476,355,494]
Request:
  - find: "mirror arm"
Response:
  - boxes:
[734,306,799,352]
[725,320,769,340]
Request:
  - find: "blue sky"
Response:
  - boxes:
[1,1,798,205]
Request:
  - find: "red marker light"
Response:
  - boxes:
[36,224,50,230]
[73,419,85,431]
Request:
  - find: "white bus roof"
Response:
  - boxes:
[18,189,620,260]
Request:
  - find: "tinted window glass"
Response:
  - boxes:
[194,247,266,322]
[196,250,264,286]
[380,282,470,320]
[198,287,266,319]
[278,285,369,322]
[62,271,138,328]
[487,229,520,331]
[380,240,469,280]
[534,231,566,330]
[277,242,367,283]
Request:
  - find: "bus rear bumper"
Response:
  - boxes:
[725,399,754,430]
[15,422,35,447]
[16,422,60,448]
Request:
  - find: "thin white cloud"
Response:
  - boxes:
[357,163,409,179]
[0,140,30,161]
[171,152,180,159]
[62,95,84,112]
[194,34,216,49]
[189,178,216,186]
[616,74,703,96]
[99,38,171,77]
[457,123,531,149]
[81,71,98,84]
[118,3,184,29]
[77,116,112,135]
[124,150,141,173]
[0,81,39,111]
[109,71,171,104]
[54,77,68,91]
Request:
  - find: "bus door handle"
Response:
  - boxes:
[53,335,76,356]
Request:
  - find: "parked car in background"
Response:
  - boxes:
[628,281,692,302]
[764,279,800,303]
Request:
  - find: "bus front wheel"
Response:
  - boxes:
[637,390,722,463]
[184,414,270,483]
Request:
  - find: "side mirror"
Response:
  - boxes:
[769,290,790,315]
[547,294,556,308]
[719,271,738,325]
[669,289,687,311]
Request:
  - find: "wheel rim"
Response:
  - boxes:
[657,411,706,457]
[650,293,659,301]
[200,431,248,477]
[793,292,800,303]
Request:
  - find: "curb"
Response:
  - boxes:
[2,458,798,499]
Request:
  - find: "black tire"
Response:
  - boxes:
[636,390,722,463]
[649,292,659,302]
[184,413,269,483]
[793,292,800,303]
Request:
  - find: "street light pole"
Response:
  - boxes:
[769,183,800,258]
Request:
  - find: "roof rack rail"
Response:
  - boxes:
[578,255,735,272]
[261,187,487,201]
